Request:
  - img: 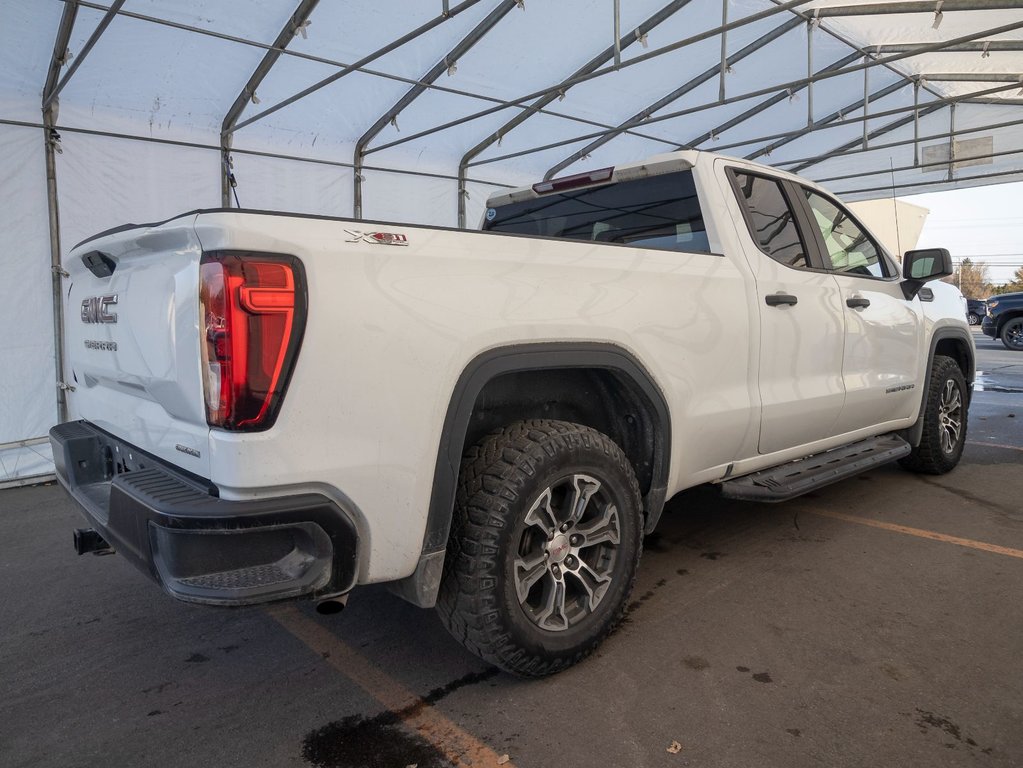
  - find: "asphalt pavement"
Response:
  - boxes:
[1,329,1020,768]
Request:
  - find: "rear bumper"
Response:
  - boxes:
[49,420,359,606]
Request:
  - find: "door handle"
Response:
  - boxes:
[846,297,871,309]
[765,293,798,307]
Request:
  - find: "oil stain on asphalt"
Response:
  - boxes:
[302,669,499,768]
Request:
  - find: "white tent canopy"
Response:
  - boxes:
[2,0,1022,484]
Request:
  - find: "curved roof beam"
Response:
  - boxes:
[43,0,126,110]
[353,0,520,219]
[680,50,861,149]
[702,80,1023,155]
[220,0,320,206]
[229,0,483,135]
[365,0,816,158]
[814,0,1023,16]
[463,17,1023,174]
[790,105,945,174]
[221,0,320,137]
[455,0,696,226]
[44,3,79,108]
[543,17,804,181]
[771,114,1023,169]
[745,79,911,161]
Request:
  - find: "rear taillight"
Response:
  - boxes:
[199,252,306,431]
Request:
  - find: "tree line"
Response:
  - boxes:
[940,259,1023,298]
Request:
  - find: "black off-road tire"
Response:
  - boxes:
[436,420,643,678]
[1001,317,1023,351]
[898,355,968,475]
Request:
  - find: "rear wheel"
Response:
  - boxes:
[967,312,981,326]
[437,420,642,677]
[1001,317,1023,351]
[899,355,967,475]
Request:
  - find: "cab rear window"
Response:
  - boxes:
[483,170,711,254]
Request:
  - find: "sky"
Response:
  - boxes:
[903,181,1023,287]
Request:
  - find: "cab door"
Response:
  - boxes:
[795,187,924,433]
[718,162,847,456]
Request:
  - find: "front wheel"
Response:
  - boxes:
[437,420,643,677]
[967,312,981,326]
[1001,317,1023,351]
[899,355,968,475]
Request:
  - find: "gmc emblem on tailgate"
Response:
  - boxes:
[81,294,118,324]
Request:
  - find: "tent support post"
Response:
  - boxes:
[220,141,234,208]
[43,107,68,425]
[948,103,957,182]
[862,55,869,149]
[718,0,729,100]
[41,2,79,425]
[614,0,622,68]
[806,19,813,127]
[914,78,922,166]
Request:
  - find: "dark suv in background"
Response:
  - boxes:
[982,292,1023,350]
[966,298,987,326]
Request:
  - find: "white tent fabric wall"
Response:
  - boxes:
[0,125,57,485]
[1,0,1022,485]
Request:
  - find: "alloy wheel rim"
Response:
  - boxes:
[938,378,963,455]
[1008,322,1023,349]
[513,474,621,632]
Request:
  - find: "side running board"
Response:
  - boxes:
[719,435,911,503]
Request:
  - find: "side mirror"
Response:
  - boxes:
[901,248,952,299]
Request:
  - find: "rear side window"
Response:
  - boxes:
[730,171,809,269]
[483,170,711,254]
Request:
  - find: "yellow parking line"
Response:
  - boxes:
[266,603,513,768]
[967,440,1023,453]
[807,509,1023,560]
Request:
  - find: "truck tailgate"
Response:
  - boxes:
[63,215,210,478]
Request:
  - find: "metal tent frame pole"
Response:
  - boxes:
[456,0,695,227]
[369,0,816,158]
[813,0,1023,17]
[464,18,1023,173]
[770,115,1023,168]
[681,51,860,149]
[219,0,320,207]
[746,80,912,161]
[228,0,483,135]
[353,0,520,220]
[791,108,935,174]
[0,117,515,191]
[703,80,1023,155]
[43,0,126,111]
[42,2,80,425]
[835,167,1023,197]
[543,16,805,181]
[814,145,1023,185]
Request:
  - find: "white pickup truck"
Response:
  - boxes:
[51,149,973,677]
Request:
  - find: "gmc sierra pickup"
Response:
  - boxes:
[50,149,974,676]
